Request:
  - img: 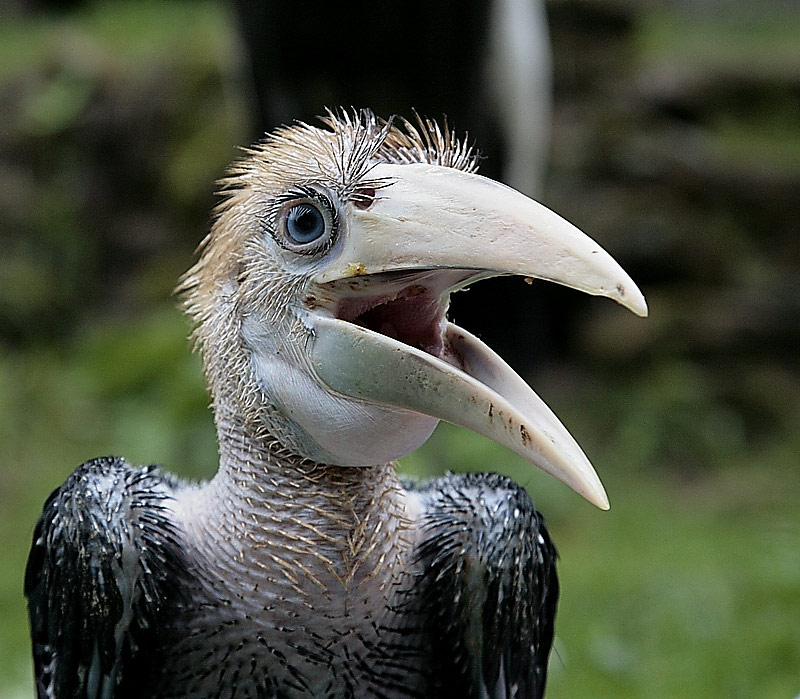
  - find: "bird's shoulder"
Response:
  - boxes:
[25,456,187,699]
[403,472,558,699]
[406,470,556,563]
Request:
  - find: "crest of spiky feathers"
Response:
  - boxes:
[222,108,479,199]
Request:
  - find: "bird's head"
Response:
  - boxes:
[180,110,647,509]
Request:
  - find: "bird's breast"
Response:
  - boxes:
[153,470,430,697]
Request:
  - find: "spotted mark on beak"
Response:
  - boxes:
[345,263,368,277]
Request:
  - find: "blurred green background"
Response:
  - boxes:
[1,1,798,697]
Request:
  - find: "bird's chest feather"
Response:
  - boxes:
[156,571,422,697]
[145,478,429,698]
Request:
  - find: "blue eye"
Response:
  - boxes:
[285,202,327,244]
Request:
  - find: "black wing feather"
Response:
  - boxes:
[24,457,184,699]
[412,472,558,699]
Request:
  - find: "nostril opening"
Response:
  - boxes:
[353,188,376,210]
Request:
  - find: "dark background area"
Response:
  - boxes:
[1,1,798,696]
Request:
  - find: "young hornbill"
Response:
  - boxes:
[26,111,646,698]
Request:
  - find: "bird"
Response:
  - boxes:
[25,110,647,699]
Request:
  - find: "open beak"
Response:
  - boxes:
[308,163,647,509]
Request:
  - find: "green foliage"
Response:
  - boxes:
[637,8,800,70]
[0,0,248,343]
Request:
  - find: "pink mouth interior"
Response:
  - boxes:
[337,284,445,357]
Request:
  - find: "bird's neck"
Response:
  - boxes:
[177,410,418,596]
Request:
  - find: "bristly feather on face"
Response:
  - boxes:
[232,109,479,196]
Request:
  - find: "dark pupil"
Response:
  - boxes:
[287,204,325,244]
